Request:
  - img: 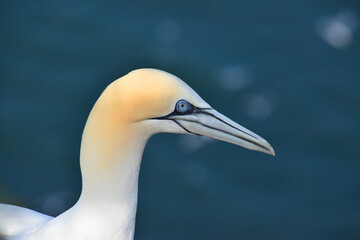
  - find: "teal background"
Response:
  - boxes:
[1,1,360,239]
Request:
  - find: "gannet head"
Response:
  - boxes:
[92,68,274,155]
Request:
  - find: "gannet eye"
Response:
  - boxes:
[175,100,190,113]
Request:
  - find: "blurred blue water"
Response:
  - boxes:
[1,0,360,239]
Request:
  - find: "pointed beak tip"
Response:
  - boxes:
[268,146,275,156]
[259,140,275,156]
[264,144,275,157]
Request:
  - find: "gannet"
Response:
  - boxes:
[0,69,274,240]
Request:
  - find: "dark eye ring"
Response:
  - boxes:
[176,100,190,113]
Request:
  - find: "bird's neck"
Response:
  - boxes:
[70,107,149,240]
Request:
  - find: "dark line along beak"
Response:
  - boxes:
[164,108,275,156]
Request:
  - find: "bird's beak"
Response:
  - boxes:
[169,108,275,156]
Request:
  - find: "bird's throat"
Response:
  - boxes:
[73,112,149,239]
